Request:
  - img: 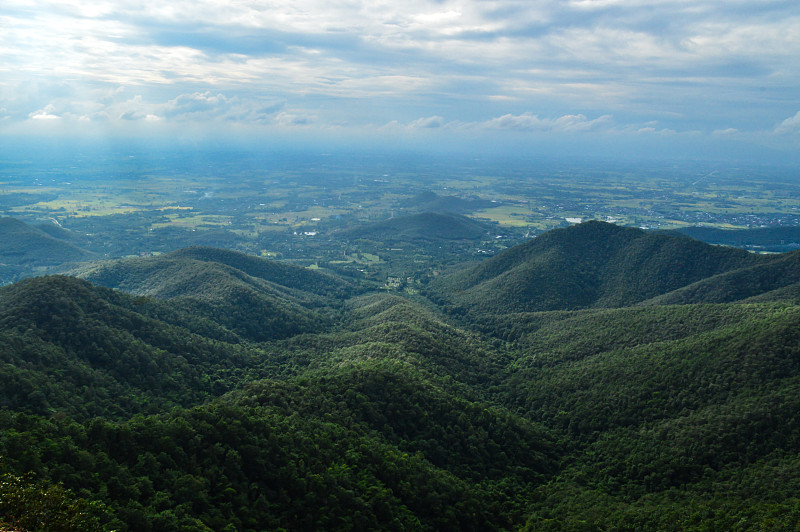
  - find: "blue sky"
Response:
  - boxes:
[1,0,799,162]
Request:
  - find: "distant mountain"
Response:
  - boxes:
[0,217,93,282]
[640,248,800,305]
[674,225,800,252]
[430,221,770,313]
[70,247,356,341]
[400,191,495,214]
[338,212,492,242]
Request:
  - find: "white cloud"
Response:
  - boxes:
[29,104,60,120]
[636,126,677,135]
[713,128,739,136]
[275,111,315,126]
[409,115,446,129]
[163,92,233,119]
[0,0,798,152]
[482,112,613,132]
[119,110,147,121]
[774,111,800,135]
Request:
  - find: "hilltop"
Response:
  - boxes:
[400,191,495,214]
[0,275,258,419]
[336,211,493,243]
[429,220,777,313]
[70,247,357,341]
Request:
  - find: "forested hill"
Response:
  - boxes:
[3,226,800,530]
[429,220,782,313]
[674,225,800,252]
[400,191,495,214]
[71,246,354,301]
[336,211,493,242]
[68,247,357,341]
[0,217,93,284]
[0,275,258,419]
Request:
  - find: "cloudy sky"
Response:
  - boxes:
[1,0,799,160]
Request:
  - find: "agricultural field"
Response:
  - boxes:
[2,149,799,285]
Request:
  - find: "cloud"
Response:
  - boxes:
[29,105,61,120]
[713,128,739,136]
[1,0,798,156]
[160,92,289,123]
[275,111,315,126]
[119,110,145,121]
[409,115,446,129]
[163,91,233,118]
[111,94,163,122]
[774,111,800,135]
[636,126,677,135]
[120,110,161,122]
[482,112,613,132]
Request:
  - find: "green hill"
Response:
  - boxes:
[281,291,507,387]
[166,247,354,300]
[2,226,800,530]
[0,275,261,419]
[0,365,550,531]
[233,360,556,485]
[430,221,769,313]
[70,247,355,341]
[0,217,93,283]
[400,191,495,214]
[337,212,492,242]
[642,248,800,305]
[493,300,800,530]
[674,225,800,252]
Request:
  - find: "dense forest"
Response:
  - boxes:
[2,221,800,530]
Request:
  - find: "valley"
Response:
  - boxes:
[1,217,800,529]
[1,151,800,530]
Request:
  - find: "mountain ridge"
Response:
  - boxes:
[336,211,493,242]
[0,217,94,284]
[69,247,357,341]
[2,223,800,530]
[430,220,775,313]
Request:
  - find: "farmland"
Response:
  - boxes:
[2,148,799,284]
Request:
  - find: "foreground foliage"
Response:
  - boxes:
[2,223,800,530]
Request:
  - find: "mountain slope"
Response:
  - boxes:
[70,247,355,341]
[0,372,546,532]
[3,231,800,530]
[674,225,800,252]
[0,217,93,283]
[497,301,800,530]
[280,291,508,387]
[430,221,770,313]
[400,191,495,214]
[0,275,260,419]
[337,212,492,242]
[642,248,800,305]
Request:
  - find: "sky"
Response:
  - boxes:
[1,0,799,162]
